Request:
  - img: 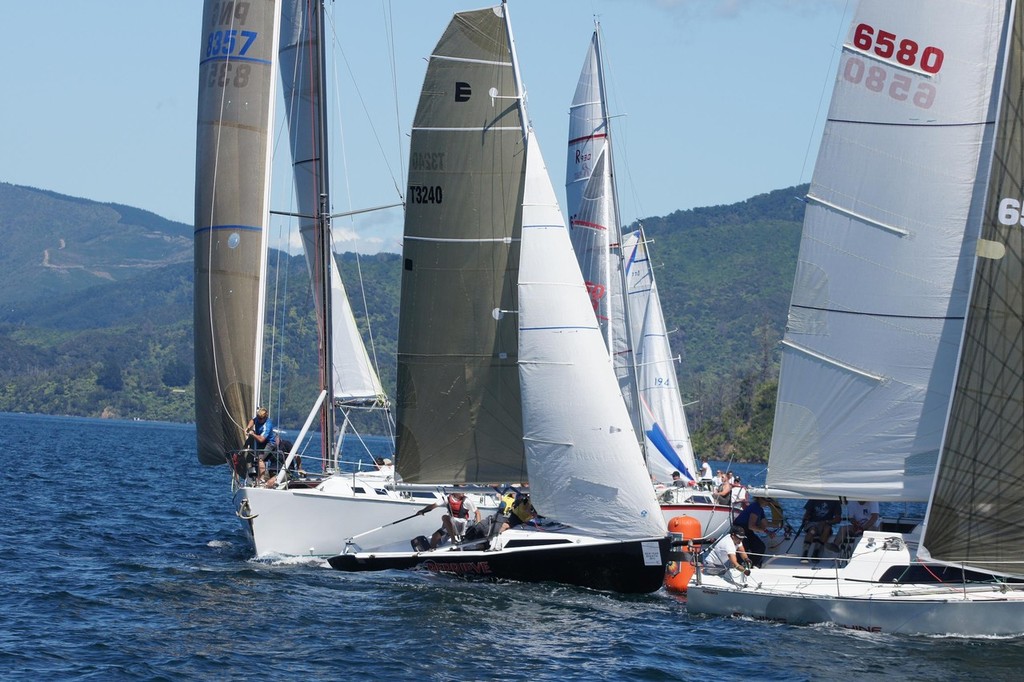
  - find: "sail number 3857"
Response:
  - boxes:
[852,23,944,74]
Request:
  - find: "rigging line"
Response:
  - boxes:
[790,303,965,321]
[588,21,642,227]
[382,0,406,198]
[326,6,405,202]
[799,0,853,185]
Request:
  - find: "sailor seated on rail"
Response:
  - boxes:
[499,492,538,533]
[800,498,842,563]
[416,491,482,549]
[828,500,880,555]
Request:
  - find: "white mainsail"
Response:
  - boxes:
[566,28,695,484]
[766,0,1002,501]
[565,33,638,432]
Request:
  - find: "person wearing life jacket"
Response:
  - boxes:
[417,491,481,549]
[499,493,538,533]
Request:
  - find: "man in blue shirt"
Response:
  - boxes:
[245,407,277,482]
[733,496,774,567]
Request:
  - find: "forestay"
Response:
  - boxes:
[278,0,386,407]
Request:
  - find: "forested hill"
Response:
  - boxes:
[0,182,808,460]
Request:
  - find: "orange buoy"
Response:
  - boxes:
[664,515,702,593]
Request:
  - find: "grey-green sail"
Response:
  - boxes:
[395,6,527,484]
[921,2,1024,577]
[194,0,279,465]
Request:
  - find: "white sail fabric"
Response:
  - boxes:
[623,230,698,483]
[920,2,1022,576]
[566,28,693,483]
[519,131,665,540]
[194,0,281,465]
[767,0,1004,501]
[278,0,385,405]
[565,31,640,445]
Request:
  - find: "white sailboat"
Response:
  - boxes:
[565,26,733,538]
[328,2,670,594]
[687,0,1024,636]
[194,0,472,558]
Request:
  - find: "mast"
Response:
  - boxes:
[311,0,335,465]
[594,22,645,457]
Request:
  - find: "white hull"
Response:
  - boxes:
[658,486,736,538]
[687,530,1024,636]
[234,475,497,558]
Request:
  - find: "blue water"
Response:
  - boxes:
[3,412,1024,681]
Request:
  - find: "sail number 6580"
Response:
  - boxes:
[852,23,944,74]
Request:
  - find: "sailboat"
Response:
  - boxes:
[687,0,1024,636]
[194,0,474,558]
[327,2,670,594]
[564,26,733,538]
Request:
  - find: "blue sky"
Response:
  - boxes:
[0,0,848,254]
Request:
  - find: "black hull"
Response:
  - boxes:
[328,536,671,594]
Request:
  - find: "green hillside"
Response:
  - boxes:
[0,182,807,460]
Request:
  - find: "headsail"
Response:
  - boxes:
[519,128,665,539]
[565,32,639,434]
[921,2,1023,576]
[623,230,698,483]
[395,5,527,485]
[278,0,387,408]
[766,0,1002,500]
[194,0,281,465]
[566,28,694,483]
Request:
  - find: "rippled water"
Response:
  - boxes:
[3,412,1024,680]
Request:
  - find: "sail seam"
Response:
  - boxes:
[827,118,992,129]
[403,236,517,243]
[790,303,964,321]
[411,126,521,132]
[431,54,511,67]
